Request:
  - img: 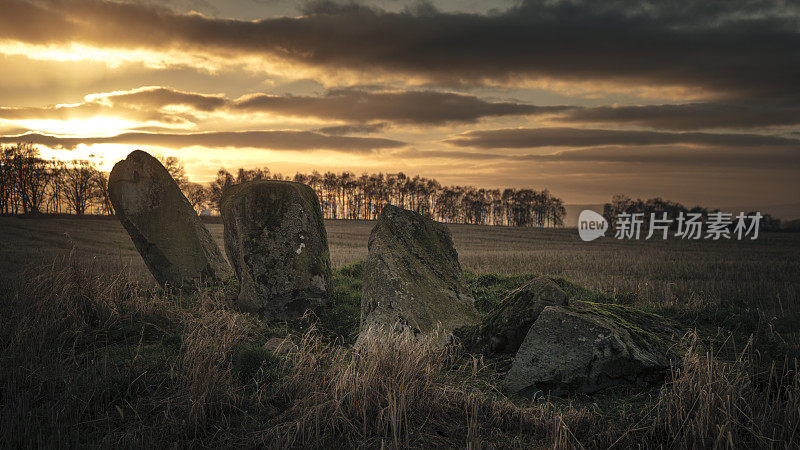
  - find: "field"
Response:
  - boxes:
[1,215,799,447]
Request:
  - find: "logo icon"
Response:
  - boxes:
[578,210,608,241]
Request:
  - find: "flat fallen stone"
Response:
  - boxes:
[359,205,479,343]
[220,180,331,320]
[109,150,232,288]
[503,305,678,397]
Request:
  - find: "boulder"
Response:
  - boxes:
[503,305,678,397]
[220,180,331,320]
[359,205,479,342]
[472,276,569,354]
[109,150,232,288]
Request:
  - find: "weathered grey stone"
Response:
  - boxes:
[220,180,331,320]
[473,276,569,355]
[359,205,479,342]
[503,305,678,397]
[109,150,232,288]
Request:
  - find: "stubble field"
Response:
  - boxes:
[3,215,797,317]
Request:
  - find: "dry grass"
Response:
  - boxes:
[261,327,611,448]
[181,308,251,424]
[1,216,799,447]
[645,332,800,448]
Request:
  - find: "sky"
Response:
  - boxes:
[1,0,799,211]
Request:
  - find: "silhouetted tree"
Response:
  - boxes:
[185,182,209,213]
[0,145,569,227]
[158,155,189,190]
[8,143,54,214]
[61,160,98,216]
[208,168,235,208]
[93,170,114,215]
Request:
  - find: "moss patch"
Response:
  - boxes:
[315,261,363,344]
[567,300,679,354]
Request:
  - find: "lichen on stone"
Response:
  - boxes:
[359,205,479,344]
[221,180,332,321]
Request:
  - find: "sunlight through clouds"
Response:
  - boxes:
[0,0,798,208]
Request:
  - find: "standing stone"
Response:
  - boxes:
[109,150,232,288]
[220,180,331,320]
[503,305,677,397]
[359,205,479,342]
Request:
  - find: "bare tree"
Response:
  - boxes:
[62,160,98,216]
[184,182,208,213]
[208,168,235,207]
[9,143,53,214]
[158,155,189,190]
[0,147,14,214]
[93,170,114,215]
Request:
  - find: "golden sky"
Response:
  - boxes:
[1,0,799,211]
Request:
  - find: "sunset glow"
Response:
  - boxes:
[1,0,798,213]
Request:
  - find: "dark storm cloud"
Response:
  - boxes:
[2,0,799,99]
[232,90,554,124]
[447,127,800,149]
[396,146,800,167]
[0,131,405,152]
[558,103,800,130]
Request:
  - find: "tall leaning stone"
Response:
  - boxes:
[109,150,232,288]
[220,180,331,320]
[360,205,479,342]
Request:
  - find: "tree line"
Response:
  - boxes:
[0,144,566,227]
[602,194,782,231]
[0,143,194,216]
[0,143,114,215]
[201,167,565,227]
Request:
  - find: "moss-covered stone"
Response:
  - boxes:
[503,305,680,397]
[567,300,679,356]
[108,150,232,288]
[220,180,332,320]
[469,275,569,355]
[359,205,479,343]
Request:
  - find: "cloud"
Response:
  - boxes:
[86,86,227,111]
[395,145,800,167]
[2,0,798,99]
[0,102,187,124]
[3,85,557,127]
[0,130,406,152]
[446,127,800,149]
[232,90,557,124]
[0,86,226,125]
[316,122,388,135]
[556,102,800,130]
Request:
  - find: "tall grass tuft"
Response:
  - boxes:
[644,331,800,448]
[181,308,251,425]
[2,252,140,355]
